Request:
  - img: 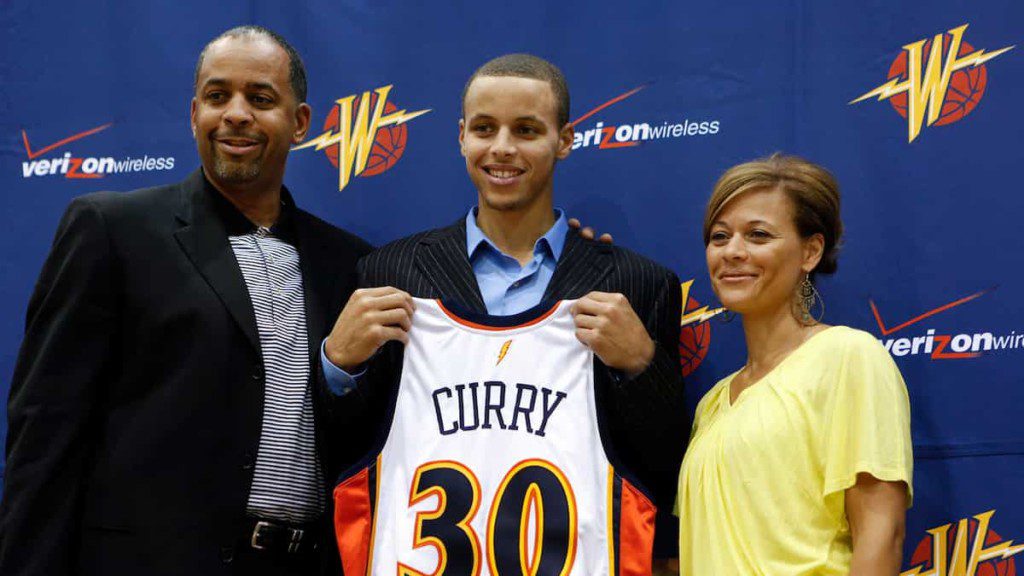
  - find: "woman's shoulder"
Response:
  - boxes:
[808,325,890,357]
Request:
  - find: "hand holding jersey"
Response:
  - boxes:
[571,291,656,377]
[324,286,415,372]
[331,286,656,377]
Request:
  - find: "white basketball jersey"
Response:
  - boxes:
[334,298,655,576]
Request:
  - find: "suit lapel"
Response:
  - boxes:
[172,171,261,354]
[544,230,614,300]
[414,220,487,313]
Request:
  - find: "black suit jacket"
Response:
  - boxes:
[335,217,688,555]
[0,170,372,576]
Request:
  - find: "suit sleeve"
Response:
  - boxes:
[0,197,119,576]
[606,268,687,557]
[321,255,404,475]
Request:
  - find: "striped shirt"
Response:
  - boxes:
[230,225,324,523]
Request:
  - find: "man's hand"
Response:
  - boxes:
[324,287,415,372]
[571,291,655,377]
[567,217,613,244]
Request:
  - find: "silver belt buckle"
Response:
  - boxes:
[287,528,305,554]
[250,520,272,550]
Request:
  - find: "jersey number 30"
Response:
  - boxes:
[398,458,578,576]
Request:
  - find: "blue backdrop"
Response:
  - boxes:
[2,2,1022,572]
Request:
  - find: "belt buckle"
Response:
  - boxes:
[250,520,272,551]
[287,528,305,554]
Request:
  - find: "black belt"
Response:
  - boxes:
[246,518,320,555]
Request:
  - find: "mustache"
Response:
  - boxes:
[211,131,266,143]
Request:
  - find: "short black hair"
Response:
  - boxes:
[461,53,570,128]
[194,25,307,103]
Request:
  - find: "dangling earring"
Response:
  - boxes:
[717,307,734,323]
[797,274,825,325]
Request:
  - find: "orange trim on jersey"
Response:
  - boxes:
[606,466,616,574]
[436,300,561,331]
[617,478,657,576]
[333,463,376,576]
[367,455,382,574]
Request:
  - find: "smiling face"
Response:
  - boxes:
[706,187,824,319]
[459,76,573,215]
[190,35,310,196]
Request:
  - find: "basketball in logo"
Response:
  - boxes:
[886,36,987,125]
[678,296,712,377]
[320,93,408,177]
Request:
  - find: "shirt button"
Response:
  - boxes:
[251,366,263,380]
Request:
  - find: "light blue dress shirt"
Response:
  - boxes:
[322,208,568,395]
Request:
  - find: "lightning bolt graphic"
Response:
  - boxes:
[849,24,1015,142]
[678,279,725,327]
[496,339,513,366]
[900,510,1024,576]
[293,85,431,191]
[294,108,430,152]
[849,76,907,104]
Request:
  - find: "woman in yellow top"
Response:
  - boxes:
[676,154,913,575]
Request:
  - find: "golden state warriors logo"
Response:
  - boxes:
[902,510,1023,575]
[678,279,725,377]
[850,24,1014,143]
[294,85,430,191]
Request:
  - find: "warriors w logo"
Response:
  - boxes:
[295,85,430,191]
[850,24,1014,143]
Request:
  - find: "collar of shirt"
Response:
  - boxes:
[464,207,568,315]
[464,207,568,265]
[201,169,298,245]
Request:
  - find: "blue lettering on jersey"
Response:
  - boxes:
[432,380,567,437]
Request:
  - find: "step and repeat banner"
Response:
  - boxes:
[1,1,1022,571]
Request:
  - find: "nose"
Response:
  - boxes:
[722,234,748,260]
[222,94,253,126]
[490,127,516,158]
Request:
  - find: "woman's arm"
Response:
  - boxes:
[846,472,909,576]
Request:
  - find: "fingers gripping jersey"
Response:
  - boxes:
[334,299,656,576]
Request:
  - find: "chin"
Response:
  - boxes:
[480,191,530,212]
[213,157,261,184]
[714,290,755,314]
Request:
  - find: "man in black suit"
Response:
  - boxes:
[323,54,687,563]
[0,26,371,575]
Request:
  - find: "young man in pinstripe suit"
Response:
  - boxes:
[322,54,687,562]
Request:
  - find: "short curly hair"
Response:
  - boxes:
[703,153,843,278]
[461,53,570,128]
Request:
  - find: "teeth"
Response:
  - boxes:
[489,169,521,179]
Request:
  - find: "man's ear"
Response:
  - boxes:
[556,123,573,160]
[292,103,312,143]
[458,118,467,157]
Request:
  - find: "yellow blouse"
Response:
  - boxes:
[676,326,913,575]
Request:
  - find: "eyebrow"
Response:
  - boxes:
[711,218,774,228]
[201,78,279,94]
[467,114,544,123]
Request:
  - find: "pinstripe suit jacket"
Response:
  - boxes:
[334,217,688,552]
